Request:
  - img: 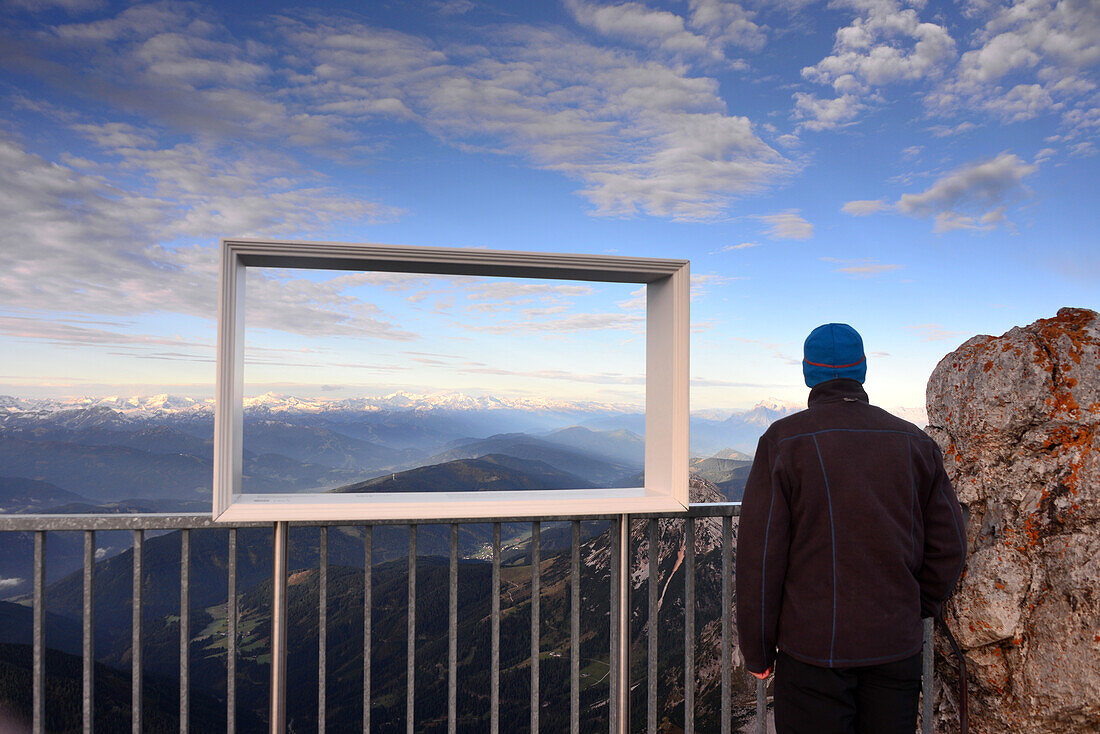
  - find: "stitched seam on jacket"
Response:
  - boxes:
[812,435,838,667]
[761,478,777,669]
[907,435,917,570]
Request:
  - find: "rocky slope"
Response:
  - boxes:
[925,307,1100,732]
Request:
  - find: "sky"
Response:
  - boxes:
[0,0,1097,415]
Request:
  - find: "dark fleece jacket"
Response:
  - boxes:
[735,379,966,673]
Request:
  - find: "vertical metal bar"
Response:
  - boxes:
[363,526,372,734]
[721,517,732,734]
[180,528,190,733]
[570,520,580,734]
[33,531,45,734]
[756,678,766,734]
[922,617,934,734]
[531,522,540,734]
[491,523,500,734]
[228,528,237,734]
[407,524,417,734]
[132,530,143,734]
[685,519,695,734]
[318,526,327,734]
[609,517,620,734]
[616,515,629,734]
[270,522,289,734]
[647,519,658,734]
[448,524,458,734]
[83,529,94,734]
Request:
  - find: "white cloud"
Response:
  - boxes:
[719,242,761,251]
[0,313,209,350]
[244,271,418,340]
[983,82,1056,122]
[931,0,1100,133]
[72,121,157,149]
[0,577,23,592]
[276,14,793,218]
[0,135,403,335]
[803,0,955,89]
[794,0,955,129]
[466,311,645,334]
[895,151,1037,232]
[1070,140,1097,157]
[686,0,767,54]
[616,287,646,312]
[566,0,712,54]
[1034,145,1057,162]
[565,0,766,60]
[6,0,103,12]
[691,273,744,299]
[462,282,593,303]
[926,121,978,137]
[841,199,887,215]
[753,210,814,239]
[9,5,796,222]
[792,91,865,131]
[433,1,475,15]
[820,257,902,277]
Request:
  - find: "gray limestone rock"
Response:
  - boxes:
[925,307,1100,733]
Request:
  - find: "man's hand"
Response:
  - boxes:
[750,667,772,680]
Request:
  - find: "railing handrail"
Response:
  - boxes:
[0,501,743,531]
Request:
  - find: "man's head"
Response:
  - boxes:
[803,323,866,387]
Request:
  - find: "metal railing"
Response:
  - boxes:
[0,507,935,733]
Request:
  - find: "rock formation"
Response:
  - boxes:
[925,307,1100,732]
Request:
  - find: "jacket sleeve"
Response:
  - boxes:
[917,443,967,619]
[735,433,790,674]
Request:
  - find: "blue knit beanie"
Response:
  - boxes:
[803,323,866,387]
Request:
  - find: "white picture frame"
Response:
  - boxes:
[213,238,689,521]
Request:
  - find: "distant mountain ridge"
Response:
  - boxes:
[0,390,643,418]
[331,454,596,493]
[428,433,638,486]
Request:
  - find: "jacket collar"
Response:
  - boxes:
[808,378,869,407]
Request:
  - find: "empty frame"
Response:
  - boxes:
[213,239,689,521]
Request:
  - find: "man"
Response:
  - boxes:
[735,323,966,734]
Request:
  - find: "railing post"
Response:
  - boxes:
[923,617,934,734]
[491,523,500,734]
[531,522,541,734]
[228,528,237,734]
[613,514,630,734]
[721,516,732,734]
[647,519,658,734]
[363,525,373,734]
[180,529,190,733]
[318,525,327,734]
[83,530,94,734]
[756,678,766,734]
[33,530,45,734]
[407,524,417,734]
[570,520,581,734]
[132,530,143,734]
[270,522,289,734]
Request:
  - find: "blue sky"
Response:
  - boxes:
[0,0,1096,414]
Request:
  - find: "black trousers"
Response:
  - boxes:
[773,649,923,734]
